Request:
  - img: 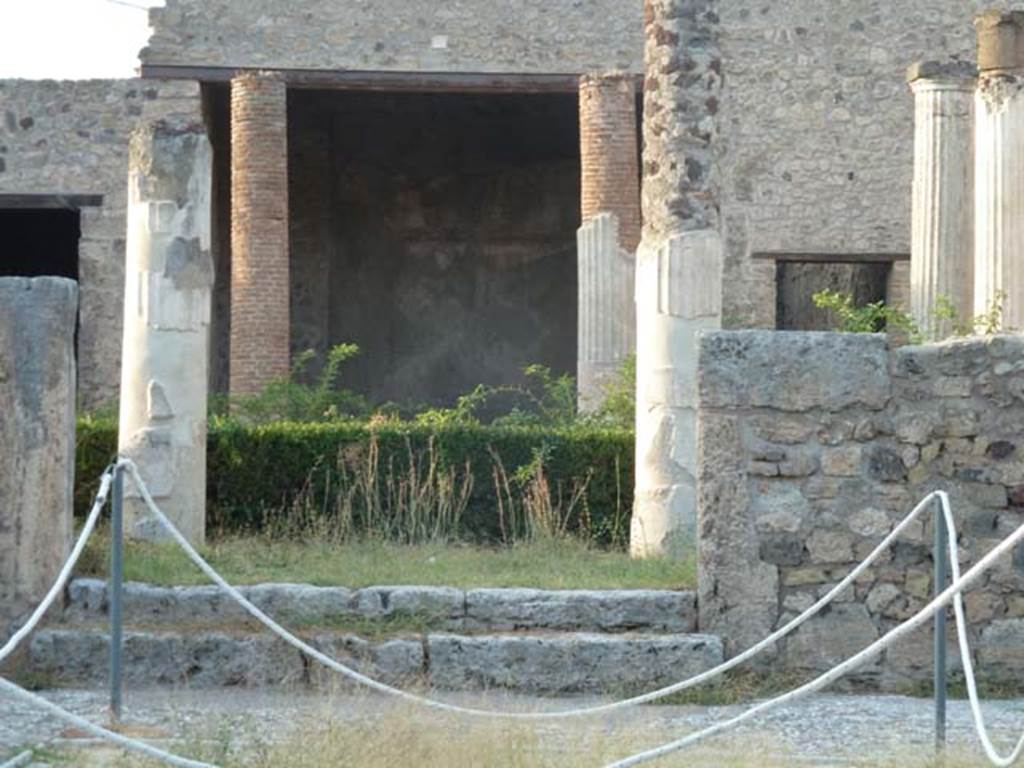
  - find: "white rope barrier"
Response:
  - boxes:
[0,750,33,768]
[938,491,1024,767]
[0,470,113,665]
[0,677,215,768]
[605,497,1024,768]
[0,467,215,768]
[4,461,1024,768]
[120,458,947,720]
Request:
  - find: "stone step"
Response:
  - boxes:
[65,579,697,634]
[28,628,723,695]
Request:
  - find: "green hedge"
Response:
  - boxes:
[75,418,634,545]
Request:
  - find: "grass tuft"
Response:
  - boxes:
[77,529,696,591]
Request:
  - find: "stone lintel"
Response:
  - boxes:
[906,60,977,88]
[976,10,1024,74]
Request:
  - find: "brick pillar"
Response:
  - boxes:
[577,72,641,412]
[579,72,641,252]
[230,71,290,396]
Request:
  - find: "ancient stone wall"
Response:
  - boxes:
[142,0,644,74]
[716,1,991,328]
[0,79,201,408]
[698,331,1024,688]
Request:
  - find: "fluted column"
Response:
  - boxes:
[119,120,213,545]
[908,61,976,340]
[577,214,636,410]
[632,0,723,558]
[577,72,640,411]
[975,11,1024,330]
[230,71,290,397]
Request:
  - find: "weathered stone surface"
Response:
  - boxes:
[464,589,696,633]
[28,628,722,693]
[697,332,1024,684]
[28,629,305,687]
[119,118,213,545]
[65,579,701,635]
[0,80,202,408]
[698,332,890,412]
[978,619,1024,679]
[0,277,77,631]
[143,1,646,75]
[784,604,879,672]
[427,633,723,694]
[308,635,425,686]
[356,586,465,623]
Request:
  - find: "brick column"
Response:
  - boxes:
[975,12,1024,331]
[577,72,641,412]
[230,71,290,396]
[908,61,976,340]
[579,72,641,252]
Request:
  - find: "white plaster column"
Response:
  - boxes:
[577,214,636,411]
[632,232,722,558]
[118,120,213,545]
[631,0,723,558]
[975,11,1024,329]
[908,61,976,340]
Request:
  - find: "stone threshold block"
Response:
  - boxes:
[28,628,723,694]
[64,579,698,634]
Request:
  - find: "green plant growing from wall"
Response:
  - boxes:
[812,290,1013,341]
[811,289,920,339]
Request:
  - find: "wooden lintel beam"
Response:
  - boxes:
[753,251,910,264]
[141,65,643,94]
[0,194,104,210]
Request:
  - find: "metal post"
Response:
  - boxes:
[109,463,125,722]
[934,494,948,755]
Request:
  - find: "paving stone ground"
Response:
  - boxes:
[2,687,1024,766]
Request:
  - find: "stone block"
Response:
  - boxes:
[0,277,78,629]
[698,331,890,412]
[28,629,305,687]
[463,589,696,633]
[822,446,864,477]
[784,604,879,671]
[427,633,723,694]
[979,619,1024,673]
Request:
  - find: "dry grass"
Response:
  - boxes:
[76,532,695,591]
[40,704,993,768]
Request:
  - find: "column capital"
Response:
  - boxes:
[975,10,1024,74]
[907,60,977,91]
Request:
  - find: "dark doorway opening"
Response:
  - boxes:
[0,207,81,280]
[776,261,891,331]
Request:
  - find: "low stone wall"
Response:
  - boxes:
[697,331,1024,689]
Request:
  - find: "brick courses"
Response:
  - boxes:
[578,72,641,253]
[230,71,290,396]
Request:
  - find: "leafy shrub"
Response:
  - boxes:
[212,344,370,423]
[75,418,634,547]
[812,289,1013,341]
[811,289,919,337]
